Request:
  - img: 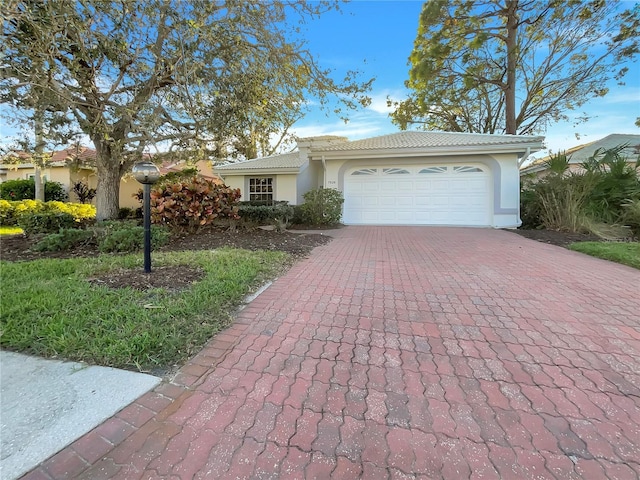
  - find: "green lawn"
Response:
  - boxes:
[569,241,640,270]
[0,248,289,372]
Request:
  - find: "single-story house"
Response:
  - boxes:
[520,133,640,177]
[0,147,216,208]
[215,131,544,228]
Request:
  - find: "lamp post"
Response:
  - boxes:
[132,161,161,273]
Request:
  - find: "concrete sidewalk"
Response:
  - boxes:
[0,351,160,480]
[16,227,640,479]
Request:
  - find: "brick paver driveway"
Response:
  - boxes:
[27,227,640,479]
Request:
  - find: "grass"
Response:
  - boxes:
[0,226,23,235]
[569,241,640,270]
[0,248,289,372]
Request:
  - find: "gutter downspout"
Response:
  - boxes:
[517,147,531,227]
[321,155,326,188]
[518,147,531,168]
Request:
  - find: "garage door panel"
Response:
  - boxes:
[396,197,414,207]
[344,164,491,226]
[362,183,380,193]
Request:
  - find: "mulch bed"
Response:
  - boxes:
[505,228,602,247]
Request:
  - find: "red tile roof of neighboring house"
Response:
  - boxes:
[49,146,97,163]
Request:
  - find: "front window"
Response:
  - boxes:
[249,177,273,202]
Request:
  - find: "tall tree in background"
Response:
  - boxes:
[1,1,371,220]
[391,0,639,135]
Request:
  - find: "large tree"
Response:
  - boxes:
[1,1,371,220]
[391,0,640,135]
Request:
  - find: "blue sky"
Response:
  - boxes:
[1,1,638,156]
[292,0,640,154]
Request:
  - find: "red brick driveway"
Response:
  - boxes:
[26,227,640,479]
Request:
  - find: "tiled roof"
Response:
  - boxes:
[555,134,639,163]
[521,134,640,172]
[50,146,97,162]
[215,152,303,171]
[319,131,544,151]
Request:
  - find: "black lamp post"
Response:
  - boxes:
[132,161,161,273]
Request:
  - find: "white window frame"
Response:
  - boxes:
[248,177,274,202]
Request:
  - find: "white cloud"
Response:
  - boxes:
[597,86,640,104]
[291,118,385,140]
[366,88,407,115]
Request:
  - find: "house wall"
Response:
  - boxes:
[219,175,245,198]
[119,176,143,209]
[2,165,72,194]
[218,173,301,204]
[295,161,321,204]
[488,153,520,228]
[274,174,298,204]
[3,168,25,182]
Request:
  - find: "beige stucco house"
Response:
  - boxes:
[520,133,640,177]
[215,131,544,228]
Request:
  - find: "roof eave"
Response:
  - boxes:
[215,167,302,175]
[310,142,544,160]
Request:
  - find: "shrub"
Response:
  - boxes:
[535,173,597,232]
[299,188,344,225]
[33,228,95,252]
[238,203,295,226]
[42,201,96,222]
[0,179,34,200]
[0,199,96,226]
[98,223,170,253]
[18,211,77,235]
[13,199,45,218]
[44,181,68,201]
[0,178,67,201]
[118,207,134,219]
[520,177,542,229]
[0,199,17,226]
[72,181,96,204]
[138,176,241,233]
[580,145,640,223]
[621,198,640,237]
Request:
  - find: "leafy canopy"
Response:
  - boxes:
[1,0,372,219]
[391,0,640,135]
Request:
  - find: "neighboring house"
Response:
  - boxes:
[215,131,544,228]
[0,146,99,200]
[0,147,216,208]
[520,133,640,177]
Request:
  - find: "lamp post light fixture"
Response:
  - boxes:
[132,161,161,273]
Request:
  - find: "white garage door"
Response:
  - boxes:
[343,165,491,226]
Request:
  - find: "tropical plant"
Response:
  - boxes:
[72,180,97,204]
[544,152,571,176]
[582,145,640,223]
[137,176,241,233]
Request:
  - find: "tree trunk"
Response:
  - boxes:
[95,163,122,220]
[93,140,124,221]
[504,0,518,135]
[34,107,45,201]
